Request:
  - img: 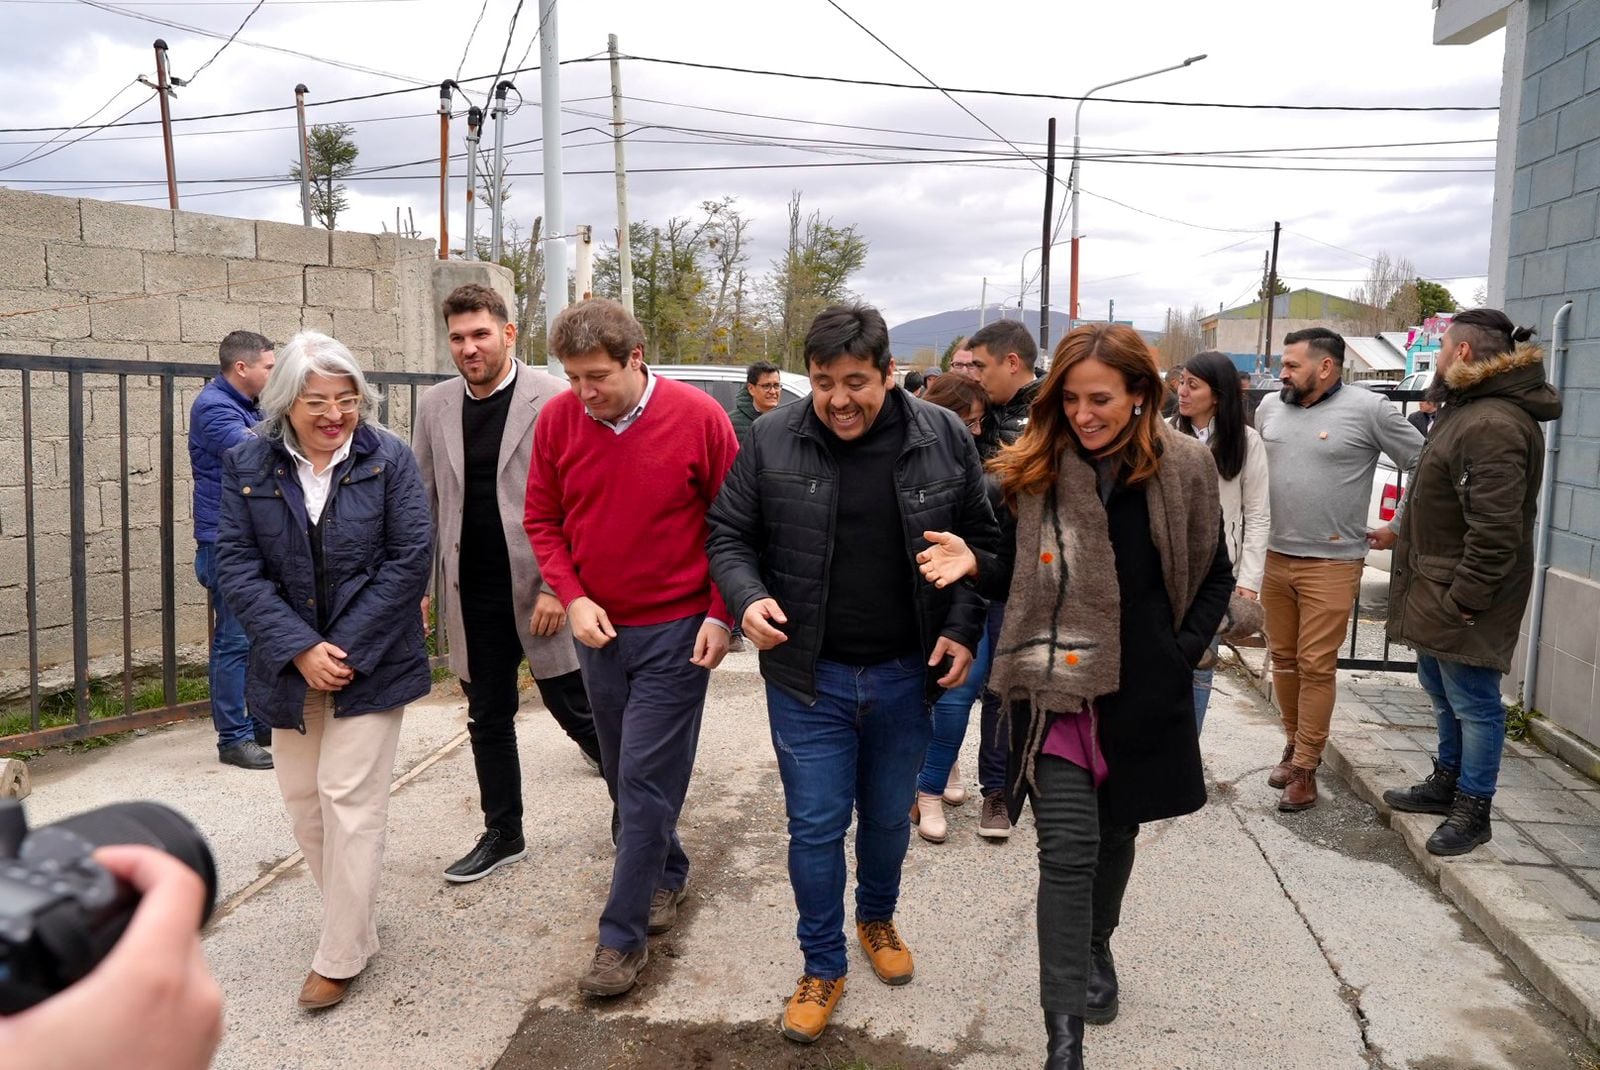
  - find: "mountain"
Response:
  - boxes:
[888,307,1162,365]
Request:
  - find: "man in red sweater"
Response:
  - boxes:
[524,297,737,998]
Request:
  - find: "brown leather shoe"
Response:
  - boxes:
[1267,743,1296,790]
[647,885,688,935]
[1278,765,1319,811]
[578,943,647,997]
[297,970,353,1010]
[857,919,914,985]
[782,974,845,1043]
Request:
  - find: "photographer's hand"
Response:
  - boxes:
[0,845,223,1070]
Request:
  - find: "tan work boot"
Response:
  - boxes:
[782,974,844,1043]
[1278,765,1319,812]
[914,792,947,843]
[943,760,967,806]
[857,919,914,985]
[1267,743,1296,790]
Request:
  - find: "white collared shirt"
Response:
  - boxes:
[1193,422,1213,445]
[286,437,354,525]
[468,356,518,400]
[585,365,656,434]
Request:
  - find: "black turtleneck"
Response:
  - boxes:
[819,387,920,665]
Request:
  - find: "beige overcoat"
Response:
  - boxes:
[412,364,580,682]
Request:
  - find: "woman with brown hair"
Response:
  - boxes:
[918,323,1233,1069]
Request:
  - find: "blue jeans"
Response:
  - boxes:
[193,542,263,750]
[978,601,1009,796]
[1192,640,1219,733]
[1417,652,1507,799]
[766,655,933,980]
[917,630,992,795]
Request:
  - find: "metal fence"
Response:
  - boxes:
[0,351,451,752]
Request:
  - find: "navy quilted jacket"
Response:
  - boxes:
[188,377,261,543]
[215,424,435,729]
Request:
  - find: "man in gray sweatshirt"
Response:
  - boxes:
[1256,327,1423,812]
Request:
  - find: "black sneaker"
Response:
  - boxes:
[444,830,528,883]
[219,741,274,770]
[1382,759,1457,816]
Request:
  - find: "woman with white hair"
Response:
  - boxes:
[215,331,433,1010]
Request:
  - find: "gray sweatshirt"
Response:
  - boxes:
[1255,383,1424,561]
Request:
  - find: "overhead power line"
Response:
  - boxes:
[0,77,146,172]
[180,0,265,84]
[617,53,1500,112]
[453,0,491,81]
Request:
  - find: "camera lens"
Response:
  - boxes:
[49,802,219,924]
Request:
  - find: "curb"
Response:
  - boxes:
[1526,716,1600,786]
[1240,658,1600,1047]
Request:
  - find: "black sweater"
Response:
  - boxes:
[459,384,515,593]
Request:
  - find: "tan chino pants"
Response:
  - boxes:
[273,690,405,980]
[1261,552,1364,770]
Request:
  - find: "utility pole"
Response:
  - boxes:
[294,83,311,227]
[1109,298,1115,323]
[463,105,483,260]
[1263,221,1282,375]
[608,34,635,315]
[153,40,178,210]
[1039,117,1057,354]
[438,80,456,259]
[540,0,569,323]
[978,277,988,327]
[1255,250,1269,370]
[489,81,510,262]
[574,224,594,301]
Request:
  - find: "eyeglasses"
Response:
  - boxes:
[297,395,362,416]
[966,415,985,433]
[755,383,783,393]
[950,362,978,372]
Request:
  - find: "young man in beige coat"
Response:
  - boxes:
[413,284,603,882]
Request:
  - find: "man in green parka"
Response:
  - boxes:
[730,361,783,447]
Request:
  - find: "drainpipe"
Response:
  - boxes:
[1522,299,1573,711]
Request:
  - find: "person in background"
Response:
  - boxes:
[1173,350,1271,730]
[918,323,1232,1070]
[1408,397,1439,438]
[948,339,978,381]
[1383,310,1560,855]
[919,367,941,396]
[189,330,277,770]
[216,331,434,1010]
[903,369,926,396]
[412,284,604,885]
[909,374,997,841]
[730,360,784,447]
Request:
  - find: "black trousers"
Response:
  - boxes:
[1033,755,1139,1015]
[459,586,602,839]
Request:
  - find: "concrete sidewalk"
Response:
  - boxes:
[1236,644,1600,1048]
[12,653,1600,1068]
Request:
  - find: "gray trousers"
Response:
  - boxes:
[1033,755,1139,1014]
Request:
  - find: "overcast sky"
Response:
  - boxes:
[0,0,1507,334]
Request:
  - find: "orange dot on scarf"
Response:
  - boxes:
[1040,552,1054,563]
[1064,652,1080,666]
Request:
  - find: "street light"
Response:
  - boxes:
[1020,239,1073,329]
[1066,54,1207,324]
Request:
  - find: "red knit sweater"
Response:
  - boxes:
[523,373,737,627]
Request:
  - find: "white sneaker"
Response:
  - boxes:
[942,760,967,806]
[914,792,948,843]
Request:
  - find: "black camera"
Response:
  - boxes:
[0,799,218,1014]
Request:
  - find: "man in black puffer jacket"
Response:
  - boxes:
[706,304,998,1045]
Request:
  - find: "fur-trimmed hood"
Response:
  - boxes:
[1444,342,1562,422]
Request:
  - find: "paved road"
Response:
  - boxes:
[20,653,1600,1069]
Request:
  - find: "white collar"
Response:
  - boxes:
[466,357,518,401]
[286,435,354,476]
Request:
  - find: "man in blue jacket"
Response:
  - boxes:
[189,330,276,769]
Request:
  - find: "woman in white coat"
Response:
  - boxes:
[1173,350,1270,730]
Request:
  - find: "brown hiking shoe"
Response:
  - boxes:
[1267,743,1296,790]
[857,919,914,985]
[647,885,688,935]
[978,791,1012,840]
[1278,766,1319,812]
[782,975,844,1043]
[578,944,647,997]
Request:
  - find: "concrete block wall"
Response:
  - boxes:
[0,188,438,692]
[1504,0,1600,744]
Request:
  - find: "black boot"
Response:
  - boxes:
[1427,791,1493,856]
[1382,758,1457,815]
[1044,1011,1084,1070]
[1084,936,1118,1024]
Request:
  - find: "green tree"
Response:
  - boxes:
[940,335,966,370]
[767,191,869,372]
[1257,276,1290,302]
[1413,278,1459,319]
[289,123,358,230]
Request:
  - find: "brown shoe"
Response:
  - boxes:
[647,884,688,935]
[857,919,914,985]
[297,970,353,1010]
[977,791,1012,840]
[1267,743,1296,790]
[1278,765,1319,811]
[578,943,647,997]
[782,974,845,1043]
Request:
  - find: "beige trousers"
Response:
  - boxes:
[273,690,404,979]
[1261,552,1364,769]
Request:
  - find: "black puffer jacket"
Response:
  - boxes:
[706,394,1000,704]
[977,376,1041,460]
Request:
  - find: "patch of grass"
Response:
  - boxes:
[1,672,209,756]
[1505,694,1541,742]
